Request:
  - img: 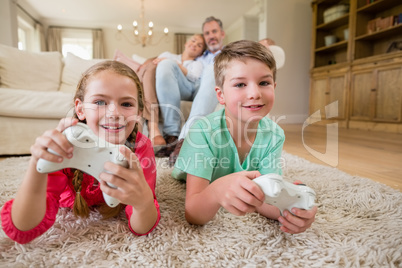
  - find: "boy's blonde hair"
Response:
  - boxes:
[72,60,144,219]
[214,40,277,89]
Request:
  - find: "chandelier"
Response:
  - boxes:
[116,0,169,47]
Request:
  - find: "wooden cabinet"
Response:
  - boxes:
[350,62,402,122]
[354,0,402,60]
[311,0,351,68]
[310,0,402,133]
[310,67,349,121]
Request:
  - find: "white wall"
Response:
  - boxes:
[259,0,312,124]
[103,28,176,59]
[0,0,18,47]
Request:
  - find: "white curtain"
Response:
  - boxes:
[34,23,46,52]
[92,29,104,59]
[47,27,62,53]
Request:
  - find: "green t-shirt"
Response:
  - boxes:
[172,109,285,182]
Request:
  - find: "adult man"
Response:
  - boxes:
[155,16,225,165]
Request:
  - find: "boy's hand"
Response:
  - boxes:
[213,171,265,216]
[30,118,78,164]
[278,206,318,234]
[100,146,154,209]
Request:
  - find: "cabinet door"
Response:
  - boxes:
[310,73,347,120]
[328,75,347,119]
[351,66,402,122]
[375,66,402,122]
[310,77,328,120]
[350,70,374,120]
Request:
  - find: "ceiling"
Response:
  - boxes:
[23,0,258,32]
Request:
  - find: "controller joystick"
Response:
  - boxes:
[36,123,130,207]
[253,173,316,215]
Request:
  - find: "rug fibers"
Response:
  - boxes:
[0,152,401,267]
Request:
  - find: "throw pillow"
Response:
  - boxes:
[113,49,141,73]
[59,53,105,93]
[0,44,62,92]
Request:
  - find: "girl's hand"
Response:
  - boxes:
[30,118,78,164]
[99,146,154,209]
[278,206,318,234]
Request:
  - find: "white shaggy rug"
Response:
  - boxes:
[0,152,401,267]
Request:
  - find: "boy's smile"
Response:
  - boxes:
[216,58,276,129]
[242,104,265,110]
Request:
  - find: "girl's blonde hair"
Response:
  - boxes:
[72,60,144,219]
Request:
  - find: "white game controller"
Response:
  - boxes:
[253,173,316,215]
[36,123,129,207]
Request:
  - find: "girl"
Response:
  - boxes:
[1,61,160,244]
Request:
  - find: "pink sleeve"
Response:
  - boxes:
[125,132,160,235]
[1,170,69,244]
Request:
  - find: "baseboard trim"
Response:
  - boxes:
[268,114,308,125]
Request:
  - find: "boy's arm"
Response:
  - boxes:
[185,175,220,225]
[185,171,265,225]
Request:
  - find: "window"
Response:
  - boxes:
[17,16,34,51]
[61,29,93,59]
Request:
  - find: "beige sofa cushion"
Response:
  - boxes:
[0,44,62,92]
[59,53,105,93]
[0,88,74,119]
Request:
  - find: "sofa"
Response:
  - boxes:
[0,44,193,155]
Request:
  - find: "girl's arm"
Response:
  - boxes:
[100,145,158,235]
[11,118,77,231]
[177,63,188,77]
[152,55,190,78]
[185,171,264,225]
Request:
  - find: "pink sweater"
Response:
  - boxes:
[1,132,160,244]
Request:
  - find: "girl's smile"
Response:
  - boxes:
[75,70,140,145]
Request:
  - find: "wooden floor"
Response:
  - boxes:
[1,124,401,191]
[280,124,402,192]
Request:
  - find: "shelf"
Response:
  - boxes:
[353,50,402,65]
[317,14,350,30]
[315,40,348,52]
[357,0,399,13]
[355,24,402,41]
[316,0,346,6]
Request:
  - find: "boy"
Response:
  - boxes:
[172,40,317,234]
